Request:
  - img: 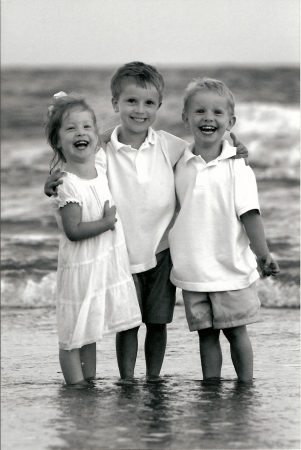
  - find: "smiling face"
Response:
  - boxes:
[183,90,235,149]
[112,81,161,140]
[58,107,98,164]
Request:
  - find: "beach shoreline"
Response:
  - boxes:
[2,305,300,450]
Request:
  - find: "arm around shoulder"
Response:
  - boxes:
[44,168,64,197]
[156,130,188,166]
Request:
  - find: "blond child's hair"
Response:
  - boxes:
[183,77,235,116]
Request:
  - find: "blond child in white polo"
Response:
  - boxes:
[169,78,279,382]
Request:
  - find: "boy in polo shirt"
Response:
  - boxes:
[44,63,249,383]
[168,77,279,382]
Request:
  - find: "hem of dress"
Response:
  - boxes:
[59,317,142,350]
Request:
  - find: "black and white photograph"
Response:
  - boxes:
[1,1,300,449]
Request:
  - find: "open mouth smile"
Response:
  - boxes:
[74,140,89,149]
[199,126,217,134]
[131,117,147,123]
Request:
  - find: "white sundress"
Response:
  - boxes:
[51,165,142,350]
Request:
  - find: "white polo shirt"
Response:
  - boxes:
[96,126,187,273]
[169,140,260,292]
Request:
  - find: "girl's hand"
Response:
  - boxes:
[103,200,117,231]
[44,168,64,196]
[230,133,249,166]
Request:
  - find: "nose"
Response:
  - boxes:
[204,112,214,121]
[135,102,145,114]
[77,127,86,135]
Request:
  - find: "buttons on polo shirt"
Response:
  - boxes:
[193,158,205,188]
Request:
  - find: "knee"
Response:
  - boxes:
[198,328,220,341]
[223,325,246,341]
[117,326,139,337]
[145,323,166,334]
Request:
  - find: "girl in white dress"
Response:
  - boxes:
[45,92,141,386]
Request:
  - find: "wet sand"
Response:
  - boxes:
[1,305,300,450]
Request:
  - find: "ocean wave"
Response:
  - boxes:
[1,272,57,308]
[1,272,300,309]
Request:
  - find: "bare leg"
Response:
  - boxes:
[116,326,139,379]
[198,328,222,379]
[145,323,167,378]
[80,343,96,381]
[223,325,253,381]
[59,348,86,385]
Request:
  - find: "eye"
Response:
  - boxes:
[66,126,75,130]
[146,100,155,105]
[215,110,223,115]
[196,109,204,114]
[127,98,136,104]
[84,124,92,129]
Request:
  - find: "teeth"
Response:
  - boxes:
[75,141,88,147]
[132,118,146,122]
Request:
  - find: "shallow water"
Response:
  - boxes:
[2,306,299,450]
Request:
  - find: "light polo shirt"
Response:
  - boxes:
[96,126,187,273]
[169,140,260,292]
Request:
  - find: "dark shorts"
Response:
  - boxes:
[132,249,176,324]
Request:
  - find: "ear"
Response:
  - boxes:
[112,97,119,113]
[182,112,190,129]
[226,116,236,131]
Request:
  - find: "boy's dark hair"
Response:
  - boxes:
[110,61,164,103]
[183,77,235,116]
[45,95,98,173]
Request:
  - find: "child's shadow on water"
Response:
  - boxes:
[54,380,172,448]
[188,380,259,446]
[115,381,173,446]
[53,378,259,449]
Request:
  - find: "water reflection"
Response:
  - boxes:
[10,373,300,450]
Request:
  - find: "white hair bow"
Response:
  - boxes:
[53,91,67,99]
[48,91,68,115]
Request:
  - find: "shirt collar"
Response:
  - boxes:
[110,126,156,152]
[183,139,236,164]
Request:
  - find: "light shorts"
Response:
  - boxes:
[132,249,176,324]
[182,283,261,331]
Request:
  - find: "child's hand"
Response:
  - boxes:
[103,200,117,231]
[99,127,115,150]
[230,133,249,166]
[257,253,280,277]
[44,168,64,196]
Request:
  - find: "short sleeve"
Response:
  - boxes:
[233,160,260,219]
[50,176,83,210]
[95,148,107,173]
[156,130,188,167]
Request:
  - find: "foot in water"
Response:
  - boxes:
[65,380,94,388]
[115,377,137,386]
[145,376,165,384]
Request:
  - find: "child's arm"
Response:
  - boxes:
[230,133,249,166]
[99,127,115,148]
[240,209,280,277]
[61,200,117,241]
[44,169,64,197]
